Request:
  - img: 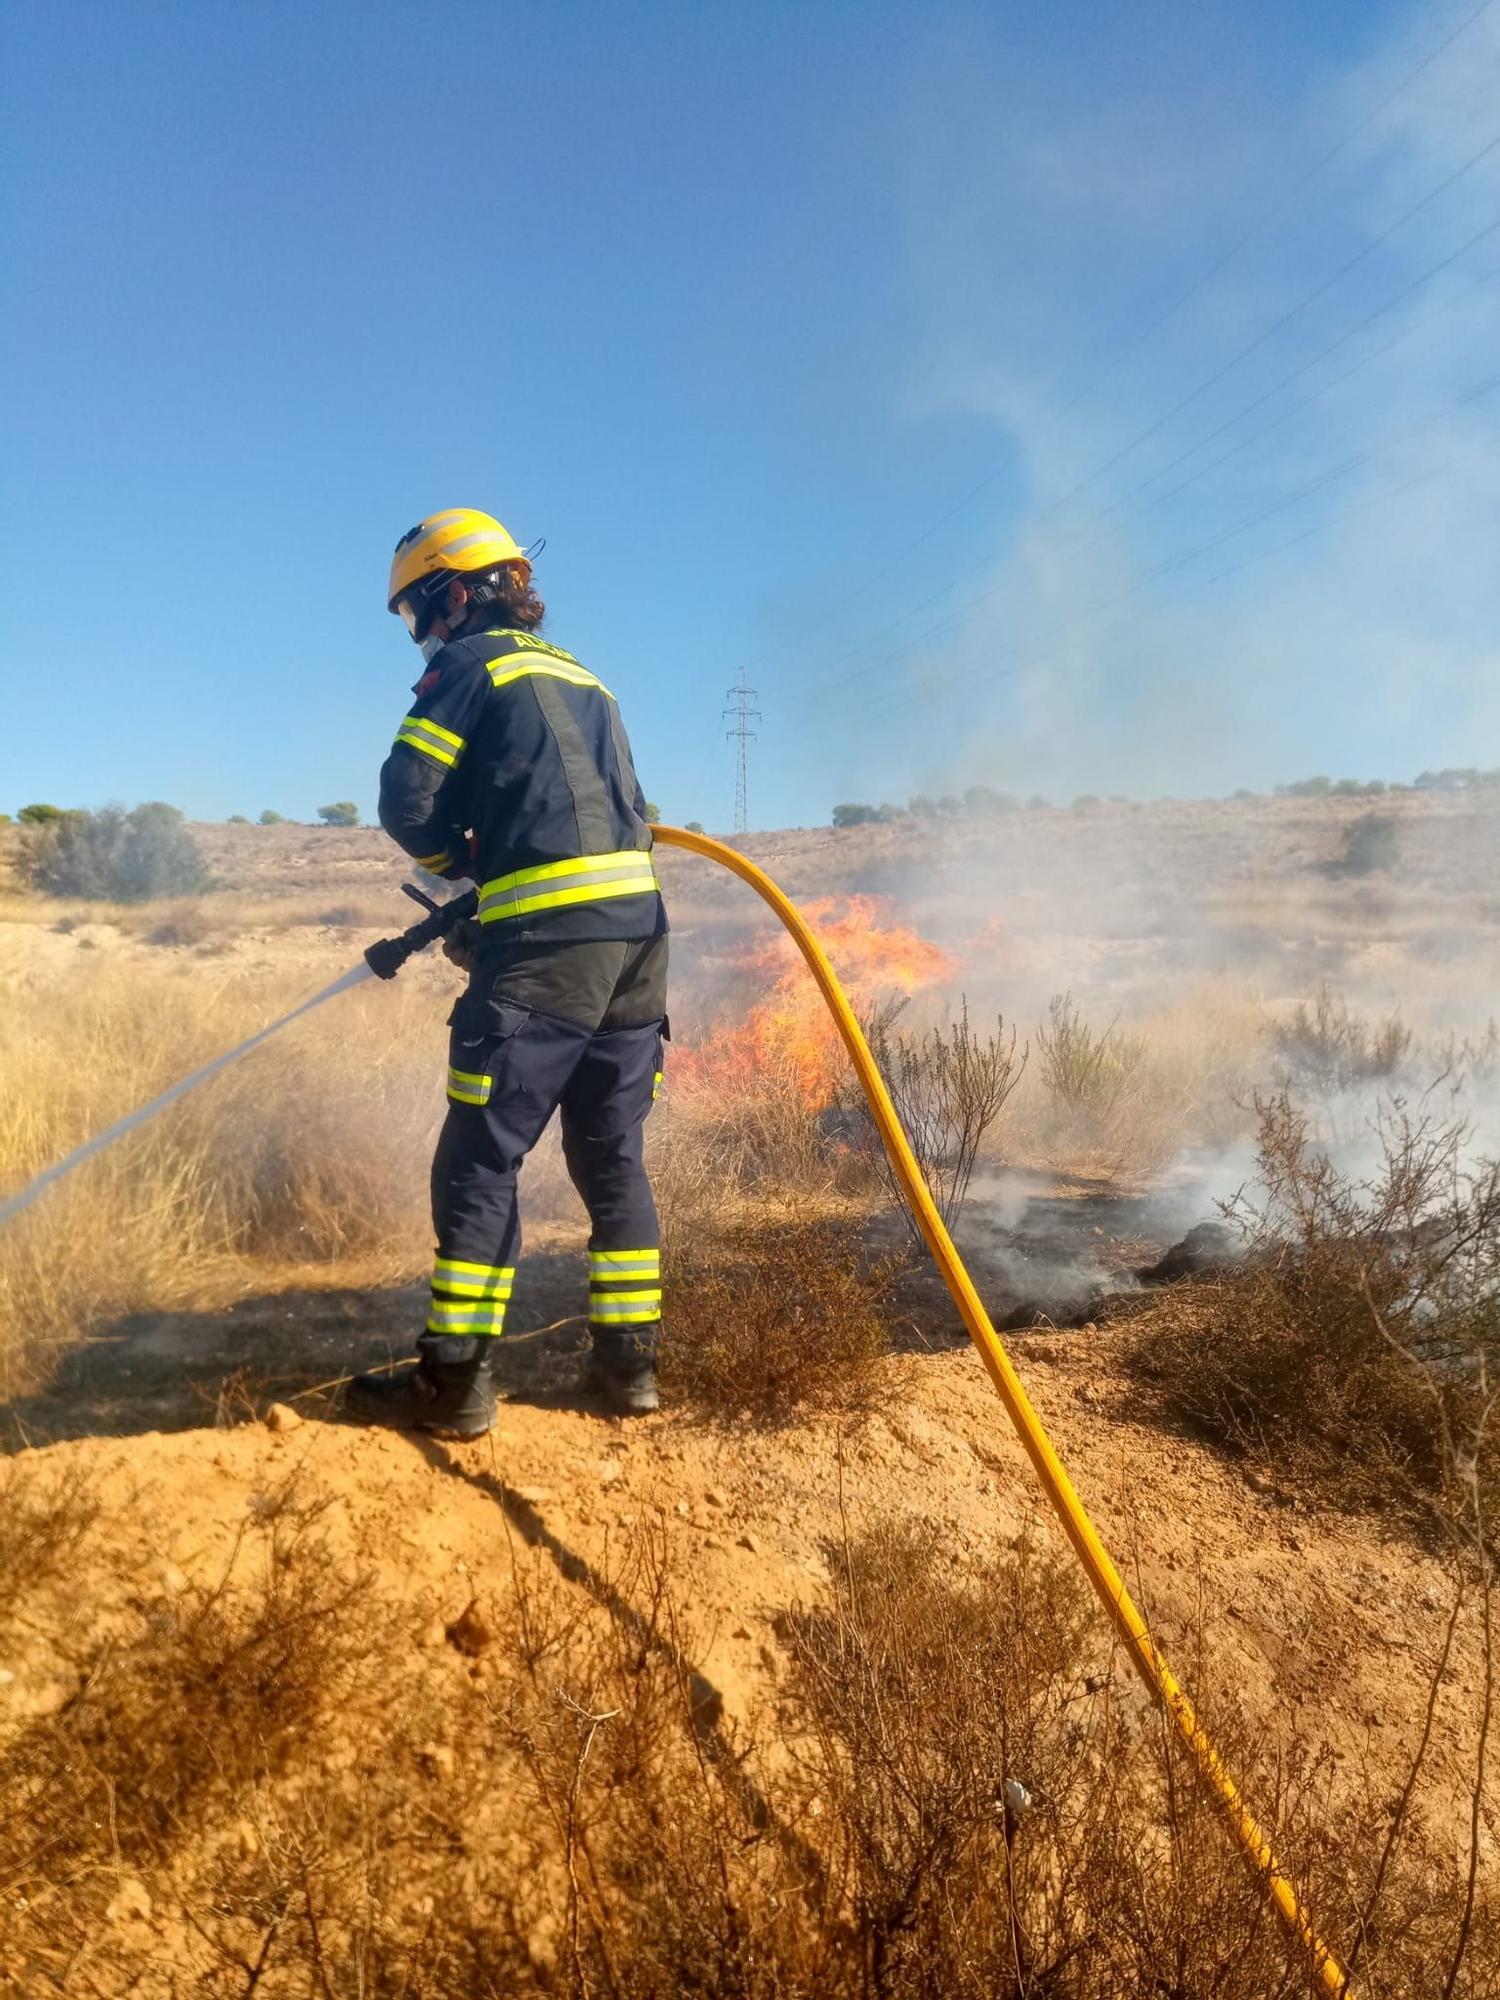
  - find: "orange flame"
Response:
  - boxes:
[677,896,955,1110]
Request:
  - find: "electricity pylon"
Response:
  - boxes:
[723,668,761,833]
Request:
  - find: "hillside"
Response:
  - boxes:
[1,789,1496,1993]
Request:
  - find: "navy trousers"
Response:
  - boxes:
[423,936,667,1370]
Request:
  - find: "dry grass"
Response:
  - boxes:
[0,965,447,1395]
[997,978,1267,1178]
[0,886,401,939]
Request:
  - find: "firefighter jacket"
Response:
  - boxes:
[378,625,666,946]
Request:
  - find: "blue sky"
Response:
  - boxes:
[2,0,1496,831]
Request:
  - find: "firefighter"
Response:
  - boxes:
[350,509,668,1438]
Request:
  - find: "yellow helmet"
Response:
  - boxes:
[387,508,530,622]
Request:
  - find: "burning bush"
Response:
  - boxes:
[1124,1093,1499,1527]
[662,895,957,1211]
[677,896,953,1113]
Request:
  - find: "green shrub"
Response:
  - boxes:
[1275,775,1332,796]
[226,813,250,824]
[17,803,64,825]
[19,802,211,901]
[258,808,287,825]
[833,802,880,827]
[316,801,360,827]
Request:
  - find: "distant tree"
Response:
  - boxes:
[20,802,210,900]
[1413,767,1478,792]
[0,813,12,827]
[258,809,287,826]
[17,803,64,825]
[1338,812,1401,877]
[316,801,360,827]
[226,813,250,824]
[1231,788,1256,800]
[908,794,938,819]
[1026,794,1050,809]
[642,801,662,824]
[1072,793,1102,810]
[684,820,705,834]
[1276,775,1333,797]
[963,784,1017,816]
[833,803,880,828]
[876,803,906,822]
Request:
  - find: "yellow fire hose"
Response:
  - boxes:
[654,823,1347,1996]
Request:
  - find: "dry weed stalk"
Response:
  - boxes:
[851,998,1026,1249]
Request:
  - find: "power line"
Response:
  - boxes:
[722,668,761,833]
[776,434,1490,758]
[806,381,1500,737]
[786,0,1498,645]
[1055,0,1499,420]
[788,200,1500,714]
[1024,126,1500,522]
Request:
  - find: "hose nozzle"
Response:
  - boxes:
[365,884,478,980]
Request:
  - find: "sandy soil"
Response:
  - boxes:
[4,1314,1488,1879]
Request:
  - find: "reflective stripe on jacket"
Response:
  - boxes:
[378,627,666,946]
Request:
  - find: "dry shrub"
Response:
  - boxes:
[0,1478,369,1971]
[0,967,447,1394]
[491,1518,1499,1999]
[0,1456,98,1622]
[0,1482,1493,1998]
[1005,981,1264,1178]
[848,999,1027,1247]
[1036,991,1145,1118]
[1124,1092,1499,1525]
[1271,983,1413,1099]
[661,1212,890,1419]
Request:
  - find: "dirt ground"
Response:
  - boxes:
[2,1202,1490,1875]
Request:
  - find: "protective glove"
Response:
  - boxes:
[442,917,485,975]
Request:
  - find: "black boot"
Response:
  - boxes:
[585,1332,660,1416]
[347,1357,497,1439]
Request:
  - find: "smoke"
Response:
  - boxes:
[788,2,1500,805]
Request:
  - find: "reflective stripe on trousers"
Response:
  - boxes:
[588,1246,662,1326]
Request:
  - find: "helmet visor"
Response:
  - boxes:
[395,595,421,638]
